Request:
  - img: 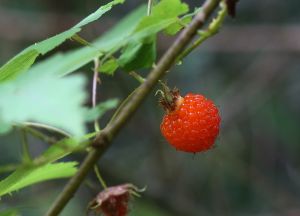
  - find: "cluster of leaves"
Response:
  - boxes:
[0,0,230,214]
[0,0,199,207]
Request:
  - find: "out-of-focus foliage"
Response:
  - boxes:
[0,162,77,197]
[0,0,300,215]
[0,73,87,135]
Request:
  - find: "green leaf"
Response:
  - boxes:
[36,132,96,164]
[0,0,123,82]
[0,50,39,82]
[74,0,124,28]
[33,28,80,55]
[94,5,147,51]
[21,0,188,79]
[124,0,189,44]
[99,59,119,75]
[118,37,156,71]
[0,121,11,134]
[0,162,77,197]
[164,16,192,35]
[28,5,147,78]
[0,72,87,136]
[83,99,119,121]
[134,0,189,33]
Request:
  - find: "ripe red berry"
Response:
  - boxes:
[160,92,221,153]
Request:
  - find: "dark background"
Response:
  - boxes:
[0,0,300,215]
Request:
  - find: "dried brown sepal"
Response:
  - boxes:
[158,87,182,113]
[156,81,183,113]
[87,184,144,216]
[225,0,239,18]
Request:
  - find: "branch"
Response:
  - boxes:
[46,0,222,215]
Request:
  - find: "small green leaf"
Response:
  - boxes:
[0,162,77,197]
[164,16,192,35]
[83,99,119,122]
[135,0,189,33]
[99,59,119,75]
[118,37,156,71]
[74,0,124,28]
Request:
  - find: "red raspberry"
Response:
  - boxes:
[160,92,221,153]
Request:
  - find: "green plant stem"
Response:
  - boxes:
[23,126,57,144]
[94,165,107,189]
[20,129,32,163]
[46,1,222,215]
[129,71,145,83]
[0,164,19,174]
[92,58,101,132]
[147,0,153,15]
[177,1,227,62]
[107,87,140,126]
[23,122,71,137]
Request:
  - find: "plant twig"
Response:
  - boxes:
[20,129,32,163]
[22,122,71,137]
[0,164,19,174]
[129,71,145,83]
[22,126,57,144]
[177,1,227,62]
[107,87,140,127]
[46,1,222,215]
[92,58,101,132]
[94,165,107,189]
[147,0,153,16]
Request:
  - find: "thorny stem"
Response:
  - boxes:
[46,1,222,215]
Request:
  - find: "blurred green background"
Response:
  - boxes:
[1,0,300,215]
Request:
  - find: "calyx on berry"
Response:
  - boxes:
[88,183,144,216]
[156,81,183,113]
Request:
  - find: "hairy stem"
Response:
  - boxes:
[46,1,222,215]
